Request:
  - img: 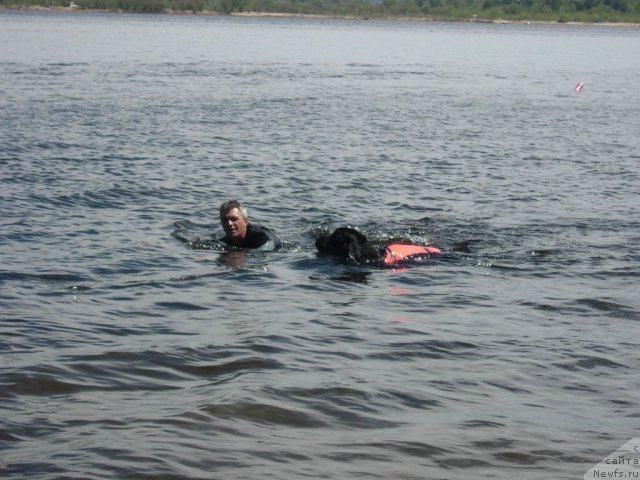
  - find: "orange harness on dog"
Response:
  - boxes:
[383,244,441,265]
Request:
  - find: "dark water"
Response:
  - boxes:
[1,9,640,479]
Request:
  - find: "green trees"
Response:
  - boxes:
[1,0,638,22]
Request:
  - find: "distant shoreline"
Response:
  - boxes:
[2,5,639,27]
[233,11,640,27]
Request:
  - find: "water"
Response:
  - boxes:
[1,9,640,479]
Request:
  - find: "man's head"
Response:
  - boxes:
[220,200,249,246]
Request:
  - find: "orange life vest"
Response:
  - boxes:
[383,244,441,265]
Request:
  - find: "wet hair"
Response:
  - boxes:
[315,227,382,265]
[219,199,248,219]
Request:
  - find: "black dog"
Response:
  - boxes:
[316,227,441,266]
[315,227,381,265]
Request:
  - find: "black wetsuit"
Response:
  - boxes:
[221,223,280,250]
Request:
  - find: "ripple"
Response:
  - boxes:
[368,340,480,361]
[554,355,628,371]
[201,402,325,428]
[436,457,494,468]
[573,298,639,321]
[0,271,90,284]
[154,301,209,311]
[4,373,84,396]
[460,420,506,428]
[175,357,283,378]
[493,451,541,465]
[384,441,450,457]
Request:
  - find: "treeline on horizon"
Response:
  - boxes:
[4,0,640,22]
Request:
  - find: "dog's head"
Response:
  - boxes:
[315,227,379,264]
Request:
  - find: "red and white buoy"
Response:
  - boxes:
[575,82,585,92]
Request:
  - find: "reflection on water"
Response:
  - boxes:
[333,269,372,284]
[218,251,248,268]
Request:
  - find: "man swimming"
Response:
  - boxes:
[219,199,280,250]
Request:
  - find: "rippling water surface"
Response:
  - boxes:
[1,10,639,479]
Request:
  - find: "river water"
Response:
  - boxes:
[1,9,639,479]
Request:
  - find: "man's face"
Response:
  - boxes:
[221,208,248,245]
